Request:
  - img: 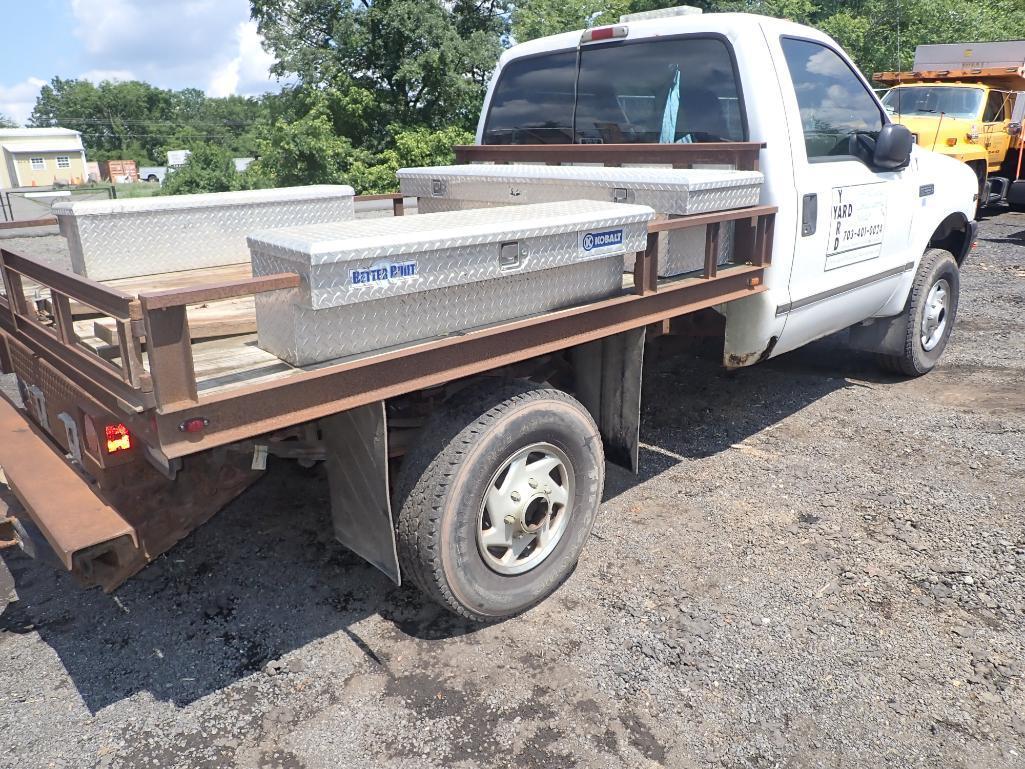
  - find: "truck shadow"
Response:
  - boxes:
[0,330,894,713]
[610,329,900,492]
[0,461,469,713]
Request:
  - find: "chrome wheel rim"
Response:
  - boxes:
[921,278,950,352]
[477,442,574,576]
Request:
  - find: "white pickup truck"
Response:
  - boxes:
[0,11,977,623]
[480,10,978,373]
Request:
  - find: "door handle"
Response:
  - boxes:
[801,193,817,237]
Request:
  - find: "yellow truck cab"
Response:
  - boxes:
[875,41,1025,211]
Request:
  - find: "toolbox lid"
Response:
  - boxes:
[398,163,763,193]
[52,184,355,217]
[247,198,655,266]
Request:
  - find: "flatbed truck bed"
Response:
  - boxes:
[1,143,774,607]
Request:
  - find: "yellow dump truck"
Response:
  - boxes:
[876,41,1025,211]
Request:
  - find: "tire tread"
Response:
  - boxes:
[393,381,598,621]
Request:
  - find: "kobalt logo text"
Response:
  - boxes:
[582,229,624,252]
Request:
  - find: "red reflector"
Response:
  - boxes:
[105,423,132,454]
[179,417,209,434]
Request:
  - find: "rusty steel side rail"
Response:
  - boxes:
[454,143,765,171]
[154,266,768,457]
[137,273,302,411]
[632,205,775,294]
[150,204,778,457]
[0,247,152,412]
[0,216,58,231]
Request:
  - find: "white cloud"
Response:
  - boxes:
[0,77,47,125]
[68,0,281,97]
[207,21,279,98]
[80,69,136,84]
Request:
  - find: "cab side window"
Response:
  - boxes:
[780,37,884,160]
[983,91,1007,122]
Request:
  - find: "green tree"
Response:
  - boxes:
[0,113,18,128]
[29,78,270,165]
[510,0,629,41]
[347,125,474,193]
[159,143,245,195]
[252,0,507,136]
[250,90,359,186]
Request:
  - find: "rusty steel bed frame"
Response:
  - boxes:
[1,144,776,461]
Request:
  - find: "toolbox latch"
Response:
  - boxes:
[431,178,447,196]
[499,241,523,270]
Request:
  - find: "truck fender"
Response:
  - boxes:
[852,212,976,352]
[722,291,783,368]
[870,210,975,322]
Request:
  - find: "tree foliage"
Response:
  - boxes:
[510,0,1025,80]
[22,0,1025,195]
[29,78,265,165]
[252,0,506,137]
[0,113,18,129]
[158,143,271,195]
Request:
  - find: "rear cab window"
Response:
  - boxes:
[780,37,884,161]
[483,35,747,145]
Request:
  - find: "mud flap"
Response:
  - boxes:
[320,402,401,585]
[570,327,645,473]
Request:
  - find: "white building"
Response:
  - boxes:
[0,128,88,189]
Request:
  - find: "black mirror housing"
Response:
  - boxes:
[873,123,914,170]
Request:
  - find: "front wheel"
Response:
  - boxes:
[877,248,960,377]
[393,381,605,621]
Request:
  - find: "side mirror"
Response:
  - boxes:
[1009,122,1022,137]
[873,123,914,170]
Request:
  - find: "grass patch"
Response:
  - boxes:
[114,182,162,198]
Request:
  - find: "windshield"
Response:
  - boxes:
[482,36,746,145]
[881,86,985,120]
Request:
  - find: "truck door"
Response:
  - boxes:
[981,89,1012,171]
[772,36,915,354]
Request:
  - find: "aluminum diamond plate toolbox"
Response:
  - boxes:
[401,164,759,277]
[249,199,654,366]
[54,185,355,281]
[399,164,762,216]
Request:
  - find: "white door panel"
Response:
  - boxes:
[772,36,915,353]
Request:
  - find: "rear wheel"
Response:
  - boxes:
[394,381,604,621]
[877,248,960,377]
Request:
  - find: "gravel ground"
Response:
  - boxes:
[1,210,1023,769]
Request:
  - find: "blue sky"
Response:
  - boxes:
[0,0,284,124]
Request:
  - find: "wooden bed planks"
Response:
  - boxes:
[92,295,257,344]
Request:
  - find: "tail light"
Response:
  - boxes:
[105,423,132,454]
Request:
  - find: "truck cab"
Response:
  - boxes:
[478,10,979,365]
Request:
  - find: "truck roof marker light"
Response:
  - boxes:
[581,25,628,44]
[105,423,132,454]
[621,6,703,22]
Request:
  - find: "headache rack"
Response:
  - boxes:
[1,144,776,462]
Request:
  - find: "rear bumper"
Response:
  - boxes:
[0,391,140,587]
